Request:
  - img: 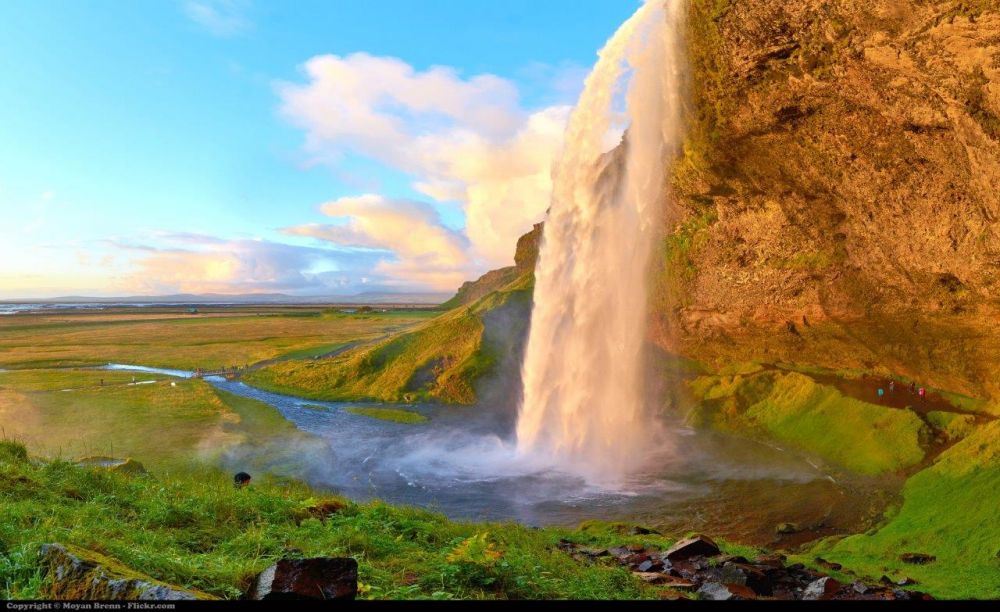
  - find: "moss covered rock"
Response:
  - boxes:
[39,543,215,600]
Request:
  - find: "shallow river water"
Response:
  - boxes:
[105,364,880,546]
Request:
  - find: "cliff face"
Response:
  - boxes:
[440,224,542,310]
[656,0,1000,401]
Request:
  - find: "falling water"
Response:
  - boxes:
[517,0,687,482]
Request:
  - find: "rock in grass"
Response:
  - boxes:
[40,543,211,600]
[76,456,147,476]
[664,535,720,561]
[899,552,936,565]
[251,558,358,600]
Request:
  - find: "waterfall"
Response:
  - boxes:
[516,0,687,482]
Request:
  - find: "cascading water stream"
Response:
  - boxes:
[516,0,687,483]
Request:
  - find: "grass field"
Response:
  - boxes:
[0,368,317,475]
[345,407,429,424]
[0,439,757,600]
[0,308,435,371]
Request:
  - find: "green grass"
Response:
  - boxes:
[689,371,927,475]
[345,407,429,424]
[0,440,712,601]
[246,280,531,405]
[926,411,977,442]
[0,369,313,474]
[0,310,428,371]
[810,419,1000,600]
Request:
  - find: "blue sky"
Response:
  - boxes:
[0,0,640,298]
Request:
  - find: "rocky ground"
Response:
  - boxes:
[557,535,935,601]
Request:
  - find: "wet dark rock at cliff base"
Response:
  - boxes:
[250,557,358,600]
[663,534,721,561]
[555,538,934,601]
[802,577,841,600]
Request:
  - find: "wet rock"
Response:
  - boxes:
[664,535,720,561]
[635,572,669,585]
[802,576,841,601]
[697,582,757,601]
[580,547,609,558]
[251,558,358,600]
[39,544,211,600]
[636,559,663,572]
[853,581,871,595]
[720,563,772,596]
[900,552,936,565]
[608,546,631,560]
[896,577,917,586]
[775,522,800,535]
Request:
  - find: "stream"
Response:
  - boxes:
[103,363,880,546]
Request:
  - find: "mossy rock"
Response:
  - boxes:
[77,456,148,476]
[39,543,216,600]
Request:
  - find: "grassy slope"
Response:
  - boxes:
[345,407,429,424]
[0,440,748,601]
[246,276,532,405]
[810,419,1000,600]
[0,369,313,474]
[0,311,433,371]
[688,371,927,475]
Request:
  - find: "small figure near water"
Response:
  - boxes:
[889,380,895,394]
[918,387,927,403]
[910,382,917,395]
[878,387,885,400]
[234,472,252,489]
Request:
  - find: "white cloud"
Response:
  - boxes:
[284,194,474,291]
[117,234,381,295]
[277,54,574,268]
[182,0,253,37]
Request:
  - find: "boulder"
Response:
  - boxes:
[251,557,358,600]
[697,582,757,601]
[802,577,841,601]
[664,535,720,561]
[39,544,212,600]
[719,562,772,596]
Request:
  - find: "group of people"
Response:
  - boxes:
[877,379,927,402]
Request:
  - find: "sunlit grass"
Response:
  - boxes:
[345,407,429,424]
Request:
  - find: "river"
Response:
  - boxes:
[103,363,878,546]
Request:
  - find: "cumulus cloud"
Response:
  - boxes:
[284,194,474,291]
[183,0,253,37]
[277,54,575,267]
[117,234,381,295]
